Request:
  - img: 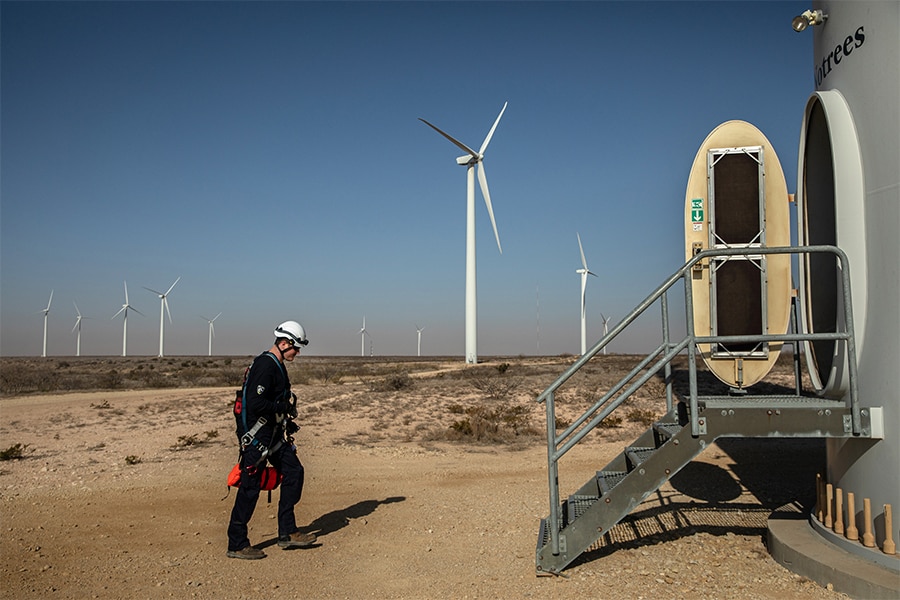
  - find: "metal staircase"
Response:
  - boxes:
[534,246,882,576]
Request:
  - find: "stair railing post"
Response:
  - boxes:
[661,291,673,414]
[835,247,860,434]
[790,293,802,396]
[545,389,561,555]
[683,270,700,436]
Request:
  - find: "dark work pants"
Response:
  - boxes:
[226,443,305,551]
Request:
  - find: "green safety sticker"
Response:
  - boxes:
[690,198,703,222]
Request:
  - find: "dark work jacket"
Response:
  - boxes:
[242,351,292,446]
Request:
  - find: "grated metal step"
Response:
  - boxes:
[566,494,599,524]
[625,446,656,469]
[653,421,683,443]
[596,470,627,495]
[537,518,550,548]
[699,395,846,409]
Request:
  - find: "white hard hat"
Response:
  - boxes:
[274,320,309,348]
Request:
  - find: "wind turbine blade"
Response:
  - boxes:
[165,276,181,296]
[131,306,146,317]
[477,162,502,254]
[143,286,164,296]
[123,281,130,304]
[164,298,172,323]
[418,118,478,158]
[210,322,215,338]
[213,312,222,322]
[577,233,588,270]
[479,101,508,155]
[73,300,82,318]
[112,306,126,319]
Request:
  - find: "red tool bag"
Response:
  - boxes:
[227,463,282,491]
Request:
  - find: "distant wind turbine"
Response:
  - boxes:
[201,312,222,356]
[144,277,180,357]
[112,281,144,357]
[358,317,370,357]
[576,233,597,356]
[416,324,425,357]
[600,313,611,355]
[72,301,88,357]
[420,102,507,364]
[39,290,53,357]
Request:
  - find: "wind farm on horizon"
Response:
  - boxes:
[23,104,615,360]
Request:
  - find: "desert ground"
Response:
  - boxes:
[0,355,846,599]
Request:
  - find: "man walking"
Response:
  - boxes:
[227,320,316,559]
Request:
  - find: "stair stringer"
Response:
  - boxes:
[536,398,861,575]
[536,415,709,575]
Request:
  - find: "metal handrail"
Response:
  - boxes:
[538,245,858,557]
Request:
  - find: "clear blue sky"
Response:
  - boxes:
[1,1,814,357]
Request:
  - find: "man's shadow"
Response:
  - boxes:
[261,496,405,549]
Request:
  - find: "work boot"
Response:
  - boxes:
[277,531,316,548]
[226,546,266,560]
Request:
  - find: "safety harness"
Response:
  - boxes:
[226,352,290,500]
[239,352,289,461]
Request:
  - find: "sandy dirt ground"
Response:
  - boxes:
[0,364,848,600]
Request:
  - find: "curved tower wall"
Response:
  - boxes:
[800,0,899,548]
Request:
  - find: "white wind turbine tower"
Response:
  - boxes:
[358,317,369,357]
[39,290,53,357]
[201,312,221,356]
[420,102,507,364]
[600,313,611,355]
[112,281,144,357]
[415,324,425,357]
[72,301,87,357]
[576,233,597,356]
[144,277,180,357]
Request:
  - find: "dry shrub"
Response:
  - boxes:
[172,433,216,449]
[626,408,658,427]
[465,367,521,401]
[0,443,30,461]
[375,371,414,392]
[310,364,344,384]
[599,414,624,428]
[444,402,540,444]
[359,370,414,393]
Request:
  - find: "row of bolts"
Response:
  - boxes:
[816,473,896,555]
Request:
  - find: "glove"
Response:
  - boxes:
[276,401,297,418]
